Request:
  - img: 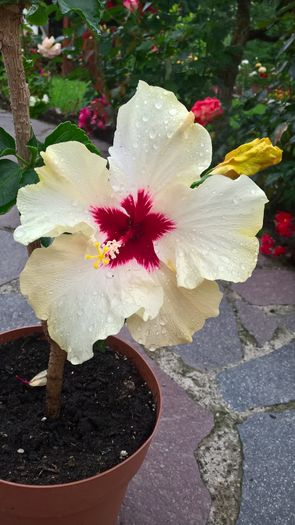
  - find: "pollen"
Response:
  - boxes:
[85,240,121,270]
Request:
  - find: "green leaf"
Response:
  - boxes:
[56,0,103,35]
[27,131,44,166]
[26,2,57,26]
[0,128,16,158]
[20,168,39,188]
[44,122,101,155]
[0,160,21,214]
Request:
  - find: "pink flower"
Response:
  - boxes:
[123,0,140,11]
[150,45,159,54]
[37,36,61,59]
[274,212,295,238]
[260,234,275,255]
[78,96,112,133]
[191,97,223,126]
[78,107,92,133]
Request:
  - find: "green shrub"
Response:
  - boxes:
[48,77,89,115]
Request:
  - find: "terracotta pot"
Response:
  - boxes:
[0,325,162,525]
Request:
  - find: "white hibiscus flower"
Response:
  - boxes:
[14,81,267,363]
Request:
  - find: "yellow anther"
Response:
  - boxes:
[85,240,121,270]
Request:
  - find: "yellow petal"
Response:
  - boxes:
[211,138,282,179]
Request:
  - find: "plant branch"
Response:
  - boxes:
[0,5,31,164]
[0,4,66,419]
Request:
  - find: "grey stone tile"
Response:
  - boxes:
[173,297,242,370]
[236,300,278,345]
[217,343,295,411]
[233,268,295,306]
[277,313,295,333]
[0,293,39,332]
[119,327,213,525]
[237,411,295,525]
[0,231,28,285]
[0,206,20,229]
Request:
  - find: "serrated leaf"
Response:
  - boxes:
[0,128,16,158]
[44,121,101,155]
[0,160,21,214]
[56,0,103,35]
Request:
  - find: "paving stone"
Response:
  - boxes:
[0,206,20,229]
[0,231,28,285]
[233,268,295,306]
[277,312,295,333]
[0,293,39,332]
[236,300,278,345]
[119,327,213,525]
[173,297,242,370]
[237,411,295,525]
[217,343,295,411]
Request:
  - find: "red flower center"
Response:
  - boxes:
[91,189,175,269]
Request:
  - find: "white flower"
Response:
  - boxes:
[42,94,49,104]
[241,59,249,65]
[37,36,61,58]
[29,96,37,107]
[258,66,267,74]
[15,81,267,363]
[249,71,257,77]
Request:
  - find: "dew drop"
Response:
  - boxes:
[149,130,156,139]
[169,108,177,116]
[142,115,149,122]
[155,100,163,109]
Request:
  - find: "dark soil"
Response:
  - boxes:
[0,335,156,485]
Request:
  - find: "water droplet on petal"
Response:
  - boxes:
[155,100,163,109]
[169,108,177,116]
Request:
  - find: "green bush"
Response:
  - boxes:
[48,77,89,115]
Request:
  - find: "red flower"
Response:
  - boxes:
[191,97,223,126]
[78,96,112,133]
[273,245,286,256]
[275,211,295,238]
[260,234,275,255]
[78,107,92,133]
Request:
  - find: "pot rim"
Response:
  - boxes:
[0,324,162,490]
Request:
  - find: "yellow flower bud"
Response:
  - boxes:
[211,138,282,179]
[255,62,262,68]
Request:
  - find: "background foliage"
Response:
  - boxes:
[0,0,294,217]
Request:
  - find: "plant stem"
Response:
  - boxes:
[43,323,67,419]
[0,4,66,419]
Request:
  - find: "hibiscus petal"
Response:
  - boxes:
[20,234,163,364]
[127,264,222,349]
[108,80,212,197]
[14,142,113,245]
[156,175,268,287]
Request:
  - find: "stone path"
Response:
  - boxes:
[1,110,295,524]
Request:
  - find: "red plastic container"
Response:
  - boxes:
[0,325,162,525]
